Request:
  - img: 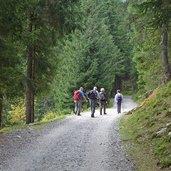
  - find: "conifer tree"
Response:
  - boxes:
[0,0,23,126]
[128,0,171,92]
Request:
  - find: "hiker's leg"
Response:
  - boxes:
[74,102,76,114]
[101,101,106,114]
[99,102,102,115]
[104,104,106,114]
[92,100,96,116]
[90,100,93,116]
[75,101,78,114]
[77,100,82,115]
[119,103,121,113]
[100,107,102,115]
[117,102,121,113]
[117,103,119,113]
[90,100,95,117]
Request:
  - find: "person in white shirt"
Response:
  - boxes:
[114,90,123,114]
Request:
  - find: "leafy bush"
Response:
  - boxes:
[41,111,58,122]
[8,101,25,125]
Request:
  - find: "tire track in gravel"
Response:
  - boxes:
[0,97,137,171]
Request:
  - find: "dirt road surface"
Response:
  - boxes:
[0,97,137,171]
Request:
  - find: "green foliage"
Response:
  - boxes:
[128,0,171,94]
[34,96,56,121]
[131,29,163,92]
[51,31,84,111]
[0,0,80,126]
[41,111,65,123]
[136,0,171,27]
[50,0,133,113]
[9,101,25,125]
[0,0,24,98]
[1,99,25,126]
[41,111,58,122]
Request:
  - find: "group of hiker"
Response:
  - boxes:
[73,87,123,118]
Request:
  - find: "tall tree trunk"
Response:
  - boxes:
[161,24,171,82]
[0,94,3,127]
[30,93,34,123]
[31,46,35,123]
[26,13,34,124]
[26,45,33,124]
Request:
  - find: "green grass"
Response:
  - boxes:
[0,124,27,133]
[39,114,66,124]
[120,81,171,171]
[0,114,66,133]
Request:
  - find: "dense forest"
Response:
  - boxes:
[0,0,171,127]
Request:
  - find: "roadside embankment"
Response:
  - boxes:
[120,82,171,171]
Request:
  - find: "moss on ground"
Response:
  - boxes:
[120,81,171,171]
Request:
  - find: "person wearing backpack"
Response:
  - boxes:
[99,88,107,115]
[87,86,99,118]
[73,87,86,116]
[114,89,123,114]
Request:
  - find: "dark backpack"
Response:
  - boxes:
[87,90,96,100]
[73,91,81,101]
[117,95,122,103]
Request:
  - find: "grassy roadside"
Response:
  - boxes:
[0,114,66,134]
[120,82,171,171]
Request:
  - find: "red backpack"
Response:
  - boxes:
[73,91,81,101]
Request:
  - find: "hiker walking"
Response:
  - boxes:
[99,88,107,115]
[87,87,98,118]
[114,90,123,114]
[73,87,86,116]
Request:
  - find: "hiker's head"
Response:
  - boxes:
[117,89,120,93]
[100,88,105,92]
[80,87,84,91]
[93,86,97,91]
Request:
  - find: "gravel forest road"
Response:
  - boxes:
[0,97,137,171]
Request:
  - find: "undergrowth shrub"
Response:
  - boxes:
[8,101,25,125]
[41,111,58,122]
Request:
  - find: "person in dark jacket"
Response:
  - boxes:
[87,87,98,118]
[99,88,107,115]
